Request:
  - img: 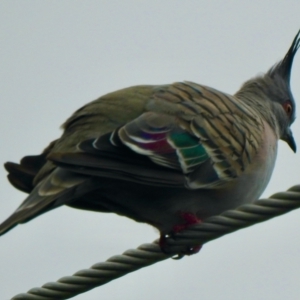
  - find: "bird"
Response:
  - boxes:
[0,31,299,256]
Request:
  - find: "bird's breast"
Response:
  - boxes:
[196,120,278,217]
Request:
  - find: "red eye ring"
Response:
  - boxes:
[283,100,293,117]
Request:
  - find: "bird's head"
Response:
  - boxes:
[265,30,300,152]
[237,31,300,152]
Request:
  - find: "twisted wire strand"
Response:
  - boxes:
[11,184,300,300]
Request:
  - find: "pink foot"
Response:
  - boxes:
[159,212,202,258]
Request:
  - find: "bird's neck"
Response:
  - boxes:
[234,86,281,139]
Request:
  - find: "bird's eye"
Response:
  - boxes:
[283,100,293,117]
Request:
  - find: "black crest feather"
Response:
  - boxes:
[269,30,300,83]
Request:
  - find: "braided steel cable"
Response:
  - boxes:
[11,184,300,300]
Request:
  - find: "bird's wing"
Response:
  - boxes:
[149,81,265,188]
[0,81,264,235]
[49,81,265,189]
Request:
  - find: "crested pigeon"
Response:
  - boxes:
[0,31,299,256]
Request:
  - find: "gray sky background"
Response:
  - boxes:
[0,1,300,299]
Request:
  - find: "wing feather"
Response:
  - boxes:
[0,81,264,235]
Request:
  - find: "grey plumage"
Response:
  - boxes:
[1,31,299,254]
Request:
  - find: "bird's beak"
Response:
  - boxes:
[283,127,297,153]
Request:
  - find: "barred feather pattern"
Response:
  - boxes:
[119,81,264,188]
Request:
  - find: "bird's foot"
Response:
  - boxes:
[159,212,202,259]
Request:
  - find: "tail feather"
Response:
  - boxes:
[0,177,81,236]
[1,151,88,236]
[0,191,56,236]
[4,154,48,193]
[5,162,35,193]
[1,159,92,236]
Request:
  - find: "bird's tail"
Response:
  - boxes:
[1,152,87,236]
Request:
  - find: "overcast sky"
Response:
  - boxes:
[1,1,300,300]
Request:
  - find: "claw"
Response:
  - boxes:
[159,212,203,258]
